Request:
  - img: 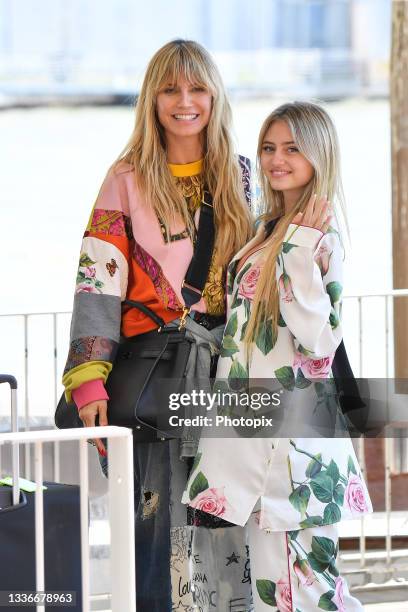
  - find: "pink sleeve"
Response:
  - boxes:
[72,379,109,411]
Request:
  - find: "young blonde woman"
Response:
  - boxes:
[183,102,373,611]
[62,40,253,611]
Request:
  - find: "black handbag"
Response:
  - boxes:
[265,217,369,434]
[55,191,216,442]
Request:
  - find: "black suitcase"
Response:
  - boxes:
[0,375,83,611]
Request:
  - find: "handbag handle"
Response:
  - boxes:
[123,299,165,328]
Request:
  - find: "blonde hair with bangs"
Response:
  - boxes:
[244,101,347,350]
[116,39,253,265]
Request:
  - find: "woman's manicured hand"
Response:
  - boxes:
[292,194,332,233]
[78,400,108,456]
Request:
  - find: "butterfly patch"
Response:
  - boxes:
[106,258,118,277]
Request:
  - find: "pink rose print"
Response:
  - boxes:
[293,559,316,587]
[314,244,332,276]
[275,578,292,612]
[84,266,96,278]
[75,282,98,294]
[278,273,294,303]
[332,576,346,612]
[238,265,261,301]
[345,474,369,515]
[293,352,333,379]
[190,487,229,517]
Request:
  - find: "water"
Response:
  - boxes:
[0,98,392,416]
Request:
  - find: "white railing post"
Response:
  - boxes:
[53,313,60,483]
[79,438,90,612]
[108,432,136,612]
[24,314,30,479]
[34,440,45,611]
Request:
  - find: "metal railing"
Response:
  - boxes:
[0,426,136,612]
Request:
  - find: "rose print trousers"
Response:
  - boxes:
[247,513,363,612]
[191,513,364,612]
[100,438,251,611]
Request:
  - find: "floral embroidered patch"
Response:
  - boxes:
[63,336,117,372]
[75,253,104,294]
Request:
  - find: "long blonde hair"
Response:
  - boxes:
[244,101,347,349]
[116,39,253,265]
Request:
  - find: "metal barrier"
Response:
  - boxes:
[0,426,136,612]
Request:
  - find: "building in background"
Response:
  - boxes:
[0,0,390,104]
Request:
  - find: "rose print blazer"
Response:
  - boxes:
[182,221,373,531]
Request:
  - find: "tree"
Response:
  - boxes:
[390,2,408,382]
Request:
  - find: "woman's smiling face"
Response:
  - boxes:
[260,119,314,201]
[156,75,212,142]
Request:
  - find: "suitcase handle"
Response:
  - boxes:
[0,374,19,505]
[0,375,17,390]
[0,490,27,514]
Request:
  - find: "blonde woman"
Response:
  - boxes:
[183,102,373,611]
[62,40,253,611]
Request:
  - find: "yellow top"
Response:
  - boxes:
[168,158,203,177]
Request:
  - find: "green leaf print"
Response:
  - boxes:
[295,369,312,389]
[327,225,341,239]
[79,253,96,267]
[289,484,311,516]
[287,530,300,541]
[297,344,313,356]
[240,319,248,342]
[213,379,229,394]
[228,359,248,382]
[299,516,323,529]
[326,460,340,486]
[323,502,341,525]
[328,560,340,577]
[278,313,287,327]
[310,472,334,503]
[230,291,243,309]
[189,472,209,501]
[227,261,238,295]
[255,319,276,356]
[329,308,340,329]
[318,591,338,611]
[312,536,336,565]
[347,455,357,476]
[306,453,323,478]
[235,262,252,286]
[225,312,238,338]
[191,452,202,475]
[282,242,298,254]
[256,580,277,607]
[274,366,295,391]
[326,281,343,306]
[333,483,345,506]
[220,335,239,358]
[243,298,251,319]
[307,552,329,574]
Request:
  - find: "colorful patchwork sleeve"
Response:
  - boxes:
[276,223,343,358]
[62,169,132,403]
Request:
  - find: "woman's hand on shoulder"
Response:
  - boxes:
[78,400,108,456]
[292,194,332,233]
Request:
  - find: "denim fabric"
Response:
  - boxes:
[99,437,190,611]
